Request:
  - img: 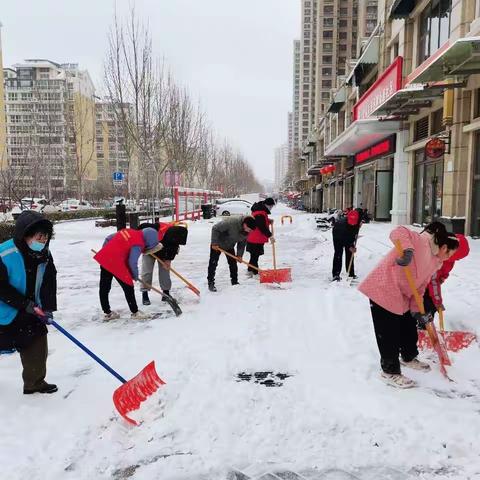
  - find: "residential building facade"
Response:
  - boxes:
[303,0,480,237]
[3,59,96,199]
[274,143,290,191]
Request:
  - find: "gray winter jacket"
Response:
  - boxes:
[211,216,249,257]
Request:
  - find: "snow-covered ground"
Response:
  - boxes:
[1,207,480,480]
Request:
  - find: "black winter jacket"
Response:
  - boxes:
[332,216,359,247]
[0,211,57,350]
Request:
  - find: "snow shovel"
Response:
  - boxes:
[261,223,292,283]
[417,308,477,353]
[149,253,200,297]
[213,244,291,284]
[394,240,451,379]
[50,319,165,425]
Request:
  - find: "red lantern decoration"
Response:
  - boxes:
[330,164,336,173]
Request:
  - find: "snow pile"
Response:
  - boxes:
[1,210,479,480]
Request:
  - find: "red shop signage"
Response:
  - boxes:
[425,138,445,159]
[353,57,403,120]
[355,137,395,164]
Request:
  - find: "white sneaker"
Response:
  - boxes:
[400,357,431,371]
[104,311,120,321]
[131,310,151,320]
[381,372,417,389]
[246,271,254,278]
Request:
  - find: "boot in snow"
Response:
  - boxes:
[24,381,58,395]
[246,271,254,279]
[381,372,416,389]
[208,282,217,292]
[162,290,171,302]
[104,311,121,321]
[142,291,151,306]
[331,275,341,282]
[400,357,431,371]
[231,280,239,286]
[131,310,151,320]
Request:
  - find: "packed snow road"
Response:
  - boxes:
[1,207,480,480]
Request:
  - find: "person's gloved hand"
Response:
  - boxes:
[437,303,446,312]
[270,237,276,244]
[26,302,53,324]
[412,311,433,330]
[396,248,414,267]
[349,246,357,253]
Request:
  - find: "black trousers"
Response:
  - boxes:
[207,247,238,283]
[99,267,138,314]
[20,334,48,390]
[332,238,354,277]
[370,300,418,374]
[246,243,264,274]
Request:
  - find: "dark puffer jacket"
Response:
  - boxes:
[0,211,57,351]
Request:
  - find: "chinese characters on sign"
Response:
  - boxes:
[353,57,403,121]
[355,137,395,164]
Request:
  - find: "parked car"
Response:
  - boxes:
[57,199,93,212]
[215,199,252,216]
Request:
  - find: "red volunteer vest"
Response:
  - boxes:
[94,228,145,286]
[247,210,270,244]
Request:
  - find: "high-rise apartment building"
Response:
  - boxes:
[292,39,301,157]
[298,0,318,146]
[0,25,7,170]
[3,59,96,198]
[315,0,359,122]
[95,100,131,186]
[274,143,289,190]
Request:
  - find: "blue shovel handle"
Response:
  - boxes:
[51,320,127,384]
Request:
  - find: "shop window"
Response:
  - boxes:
[414,116,430,141]
[418,0,452,65]
[431,108,444,134]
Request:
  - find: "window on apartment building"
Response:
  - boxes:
[338,68,346,75]
[339,32,348,39]
[367,5,377,16]
[414,116,430,141]
[418,0,452,65]
[324,18,334,27]
[303,100,310,106]
[340,8,348,15]
[322,92,331,99]
[339,57,346,65]
[304,84,310,90]
[322,80,332,88]
[323,30,333,39]
[339,44,347,51]
[431,108,444,134]
[323,55,333,64]
[322,68,332,76]
[324,43,333,52]
[8,93,18,101]
[324,5,334,14]
[353,19,358,27]
[304,40,310,46]
[305,16,311,22]
[339,20,348,28]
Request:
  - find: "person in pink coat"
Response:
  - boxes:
[358,222,460,389]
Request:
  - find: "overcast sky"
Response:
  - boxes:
[1,0,299,183]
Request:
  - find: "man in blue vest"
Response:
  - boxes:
[0,211,58,394]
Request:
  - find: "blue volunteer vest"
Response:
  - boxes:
[0,239,46,326]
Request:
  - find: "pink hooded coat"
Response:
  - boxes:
[358,226,443,315]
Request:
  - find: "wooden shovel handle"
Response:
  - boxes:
[271,222,277,270]
[393,240,425,314]
[150,253,200,297]
[213,246,261,272]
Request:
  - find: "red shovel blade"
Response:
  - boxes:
[259,268,292,284]
[418,330,477,353]
[113,361,166,426]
